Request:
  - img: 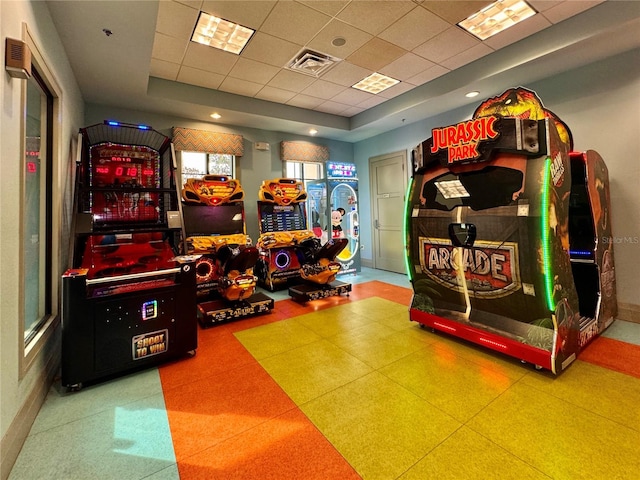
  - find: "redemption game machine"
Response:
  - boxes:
[180,174,273,326]
[255,178,351,301]
[62,121,198,390]
[406,87,617,375]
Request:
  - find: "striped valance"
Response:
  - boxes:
[280,141,329,163]
[172,127,244,156]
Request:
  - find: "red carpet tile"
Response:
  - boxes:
[579,336,640,379]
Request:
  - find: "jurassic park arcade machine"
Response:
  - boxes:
[406,87,617,375]
[255,178,351,301]
[181,175,274,326]
[61,122,198,390]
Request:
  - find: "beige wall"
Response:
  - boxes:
[1,1,84,477]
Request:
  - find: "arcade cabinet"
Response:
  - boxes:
[255,178,351,301]
[405,87,617,375]
[181,175,273,326]
[62,121,198,390]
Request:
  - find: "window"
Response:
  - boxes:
[179,151,235,186]
[284,160,323,182]
[23,67,53,345]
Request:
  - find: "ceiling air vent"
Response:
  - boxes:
[285,49,339,77]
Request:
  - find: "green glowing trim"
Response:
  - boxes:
[403,179,414,282]
[541,157,555,311]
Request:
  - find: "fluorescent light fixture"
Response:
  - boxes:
[435,180,470,199]
[465,91,480,98]
[191,12,254,54]
[458,0,536,41]
[352,72,399,94]
[210,113,221,119]
[309,128,318,136]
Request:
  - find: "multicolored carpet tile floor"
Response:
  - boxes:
[9,269,640,479]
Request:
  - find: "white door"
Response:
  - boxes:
[370,151,407,273]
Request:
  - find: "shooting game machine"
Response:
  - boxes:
[406,87,617,375]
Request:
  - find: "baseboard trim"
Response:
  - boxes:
[618,302,640,324]
[0,355,59,480]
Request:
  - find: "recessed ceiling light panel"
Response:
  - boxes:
[191,12,254,55]
[352,72,400,94]
[458,0,536,41]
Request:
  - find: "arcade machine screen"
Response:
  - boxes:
[183,203,245,237]
[259,203,307,232]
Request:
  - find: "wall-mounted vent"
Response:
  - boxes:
[5,38,31,79]
[285,49,339,77]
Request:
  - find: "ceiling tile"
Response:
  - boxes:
[255,85,297,103]
[528,1,564,13]
[149,59,180,81]
[337,1,415,35]
[356,95,387,109]
[378,5,450,50]
[379,52,436,81]
[182,42,239,74]
[347,37,407,71]
[539,0,604,24]
[241,32,303,68]
[405,64,450,86]
[200,0,277,30]
[319,61,372,87]
[152,33,189,64]
[330,87,372,106]
[307,19,373,59]
[412,27,479,64]
[377,81,416,99]
[315,100,351,115]
[341,105,365,117]
[422,1,492,24]
[439,43,494,70]
[218,77,263,96]
[483,13,551,50]
[286,94,326,109]
[176,0,203,10]
[267,69,317,93]
[260,1,332,45]
[177,66,225,89]
[301,79,346,100]
[156,1,201,40]
[228,57,280,84]
[297,0,350,17]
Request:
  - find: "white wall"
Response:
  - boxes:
[1,1,84,476]
[353,48,640,309]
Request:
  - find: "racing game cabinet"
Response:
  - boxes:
[61,122,198,390]
[255,178,351,301]
[181,175,274,326]
[406,87,616,375]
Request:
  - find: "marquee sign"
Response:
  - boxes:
[418,237,521,299]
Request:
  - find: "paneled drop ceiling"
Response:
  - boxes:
[46,0,640,142]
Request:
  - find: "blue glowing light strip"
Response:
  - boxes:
[541,157,555,312]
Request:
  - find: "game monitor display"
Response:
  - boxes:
[258,203,307,233]
[183,203,245,237]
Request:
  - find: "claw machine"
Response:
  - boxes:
[306,162,361,275]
